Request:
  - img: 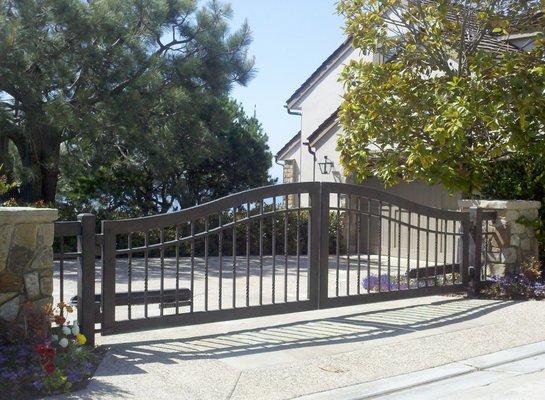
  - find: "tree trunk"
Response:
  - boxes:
[0,134,14,182]
[16,123,61,204]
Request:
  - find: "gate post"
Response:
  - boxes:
[77,213,96,346]
[468,207,483,296]
[308,184,321,308]
[308,183,330,309]
[461,212,471,289]
[101,221,116,334]
[318,184,330,308]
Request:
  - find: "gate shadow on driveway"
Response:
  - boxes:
[94,298,513,376]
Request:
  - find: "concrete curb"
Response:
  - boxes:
[295,341,545,400]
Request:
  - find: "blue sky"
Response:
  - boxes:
[229,1,346,181]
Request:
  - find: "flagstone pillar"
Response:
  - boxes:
[459,200,540,276]
[0,207,58,332]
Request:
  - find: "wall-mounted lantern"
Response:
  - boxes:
[318,156,334,175]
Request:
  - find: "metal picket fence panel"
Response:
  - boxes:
[53,182,492,339]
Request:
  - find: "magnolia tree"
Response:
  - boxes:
[336,0,545,195]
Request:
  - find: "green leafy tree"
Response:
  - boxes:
[59,100,273,217]
[0,0,254,203]
[0,165,16,198]
[337,0,545,195]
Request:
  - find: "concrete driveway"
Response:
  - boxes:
[51,295,545,400]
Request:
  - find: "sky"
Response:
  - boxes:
[228,0,346,181]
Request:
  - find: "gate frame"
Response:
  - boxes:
[315,183,472,309]
[99,183,321,335]
[65,182,491,338]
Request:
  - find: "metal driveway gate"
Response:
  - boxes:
[93,182,487,336]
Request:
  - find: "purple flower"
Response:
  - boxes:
[362,274,408,292]
[32,380,44,390]
[66,370,82,383]
[1,370,19,381]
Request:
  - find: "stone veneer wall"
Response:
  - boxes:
[0,207,58,329]
[283,160,299,208]
[459,200,540,276]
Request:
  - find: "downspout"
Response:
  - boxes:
[285,105,303,182]
[285,106,302,116]
[274,155,285,167]
[274,155,285,184]
[303,141,317,182]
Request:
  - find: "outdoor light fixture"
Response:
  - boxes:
[318,156,334,175]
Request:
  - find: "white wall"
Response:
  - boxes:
[310,123,347,183]
[293,46,369,184]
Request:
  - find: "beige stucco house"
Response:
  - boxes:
[277,29,539,210]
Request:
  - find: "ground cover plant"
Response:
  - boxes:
[483,258,545,300]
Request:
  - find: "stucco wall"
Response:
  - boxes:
[295,46,367,185]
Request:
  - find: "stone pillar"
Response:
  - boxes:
[0,207,58,331]
[283,160,296,184]
[459,200,540,276]
[283,160,299,208]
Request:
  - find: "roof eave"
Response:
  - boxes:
[285,38,353,109]
[276,131,302,160]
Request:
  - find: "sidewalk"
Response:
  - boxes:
[54,295,545,400]
[299,341,545,399]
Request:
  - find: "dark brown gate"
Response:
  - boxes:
[53,183,494,341]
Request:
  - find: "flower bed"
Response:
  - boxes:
[482,258,545,300]
[0,302,103,399]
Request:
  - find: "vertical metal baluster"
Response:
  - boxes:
[272,198,276,304]
[259,201,264,305]
[357,197,362,295]
[425,216,429,288]
[367,198,371,293]
[232,208,237,308]
[296,193,301,301]
[144,230,149,318]
[416,215,420,287]
[434,218,439,286]
[190,221,195,313]
[175,226,180,314]
[452,221,457,284]
[407,212,411,290]
[205,218,209,311]
[443,219,448,283]
[397,209,402,290]
[160,228,165,316]
[284,196,289,303]
[59,237,64,314]
[387,204,392,291]
[346,195,351,296]
[485,219,490,279]
[336,194,340,297]
[378,201,382,292]
[128,233,132,320]
[219,213,223,310]
[246,203,251,307]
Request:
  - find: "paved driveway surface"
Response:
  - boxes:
[51,296,545,400]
